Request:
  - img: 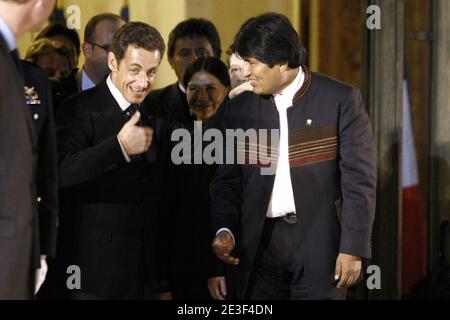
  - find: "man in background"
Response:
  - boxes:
[0,0,56,300]
[52,13,125,111]
[20,59,58,298]
[146,18,221,124]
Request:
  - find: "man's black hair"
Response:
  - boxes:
[235,12,307,68]
[168,18,221,59]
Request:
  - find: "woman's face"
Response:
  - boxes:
[36,51,70,79]
[187,70,228,122]
[229,53,246,89]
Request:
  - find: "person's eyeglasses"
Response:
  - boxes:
[88,42,110,52]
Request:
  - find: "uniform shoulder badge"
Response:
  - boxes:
[24,86,41,105]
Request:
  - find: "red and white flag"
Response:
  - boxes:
[402,78,427,294]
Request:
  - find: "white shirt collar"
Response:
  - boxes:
[178,82,186,94]
[106,75,132,111]
[81,69,96,91]
[273,67,304,106]
[0,16,16,51]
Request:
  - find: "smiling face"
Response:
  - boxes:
[241,57,286,95]
[187,70,228,121]
[108,45,161,104]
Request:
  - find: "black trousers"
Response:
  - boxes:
[245,218,347,300]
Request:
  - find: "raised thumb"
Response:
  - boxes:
[127,110,141,125]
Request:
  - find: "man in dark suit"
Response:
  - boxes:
[211,13,377,300]
[51,13,125,113]
[53,22,167,299]
[0,0,55,300]
[20,60,59,295]
[146,18,221,124]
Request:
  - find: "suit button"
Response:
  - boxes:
[33,113,39,120]
[37,196,42,203]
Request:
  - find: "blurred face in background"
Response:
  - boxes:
[50,35,79,68]
[228,53,246,89]
[169,36,214,86]
[27,0,57,32]
[83,19,125,83]
[36,50,70,79]
[187,70,229,121]
[108,45,161,104]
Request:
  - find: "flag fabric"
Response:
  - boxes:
[401,76,427,294]
[51,0,66,24]
[121,0,130,22]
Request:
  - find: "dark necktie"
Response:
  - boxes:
[125,103,140,118]
[124,104,143,127]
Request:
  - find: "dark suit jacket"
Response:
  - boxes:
[146,82,195,124]
[21,60,58,258]
[0,36,38,299]
[210,67,377,299]
[53,79,169,299]
[50,68,82,115]
[169,121,225,299]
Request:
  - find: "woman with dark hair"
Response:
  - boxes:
[183,56,230,122]
[168,57,230,300]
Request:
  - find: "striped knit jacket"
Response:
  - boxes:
[210,66,377,299]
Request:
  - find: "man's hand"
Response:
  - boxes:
[228,81,253,99]
[334,253,362,288]
[208,276,227,300]
[34,255,48,295]
[212,231,239,265]
[117,111,153,155]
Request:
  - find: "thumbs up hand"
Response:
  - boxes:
[118,111,153,155]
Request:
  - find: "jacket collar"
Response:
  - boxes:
[266,65,311,105]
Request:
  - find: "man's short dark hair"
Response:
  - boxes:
[36,23,81,57]
[84,13,124,43]
[183,56,230,89]
[167,18,221,59]
[110,22,165,63]
[235,12,307,68]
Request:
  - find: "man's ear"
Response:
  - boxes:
[278,63,289,73]
[168,56,175,70]
[82,42,92,58]
[108,51,119,73]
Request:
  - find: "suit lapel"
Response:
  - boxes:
[88,80,127,141]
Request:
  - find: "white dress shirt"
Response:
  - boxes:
[106,75,133,163]
[217,67,305,242]
[0,16,16,51]
[266,67,304,218]
[178,82,187,94]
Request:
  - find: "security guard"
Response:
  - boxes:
[20,60,58,295]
